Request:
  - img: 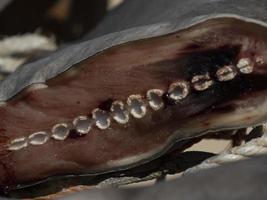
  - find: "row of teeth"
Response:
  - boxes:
[8,57,255,151]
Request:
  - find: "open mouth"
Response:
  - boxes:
[0,15,267,199]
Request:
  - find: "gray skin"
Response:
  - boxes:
[64,156,267,200]
[1,0,267,101]
[86,0,267,39]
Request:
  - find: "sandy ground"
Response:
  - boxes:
[108,0,124,10]
[188,139,230,153]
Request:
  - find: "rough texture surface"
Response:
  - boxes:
[63,156,267,200]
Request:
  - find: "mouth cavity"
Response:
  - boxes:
[1,17,267,197]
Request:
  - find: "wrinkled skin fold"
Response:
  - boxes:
[0,17,267,196]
